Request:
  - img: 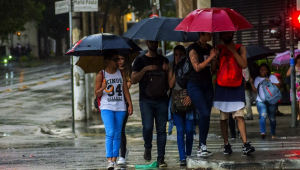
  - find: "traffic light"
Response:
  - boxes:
[292,11,300,39]
[268,14,285,39]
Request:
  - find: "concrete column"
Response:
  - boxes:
[73,12,86,120]
[197,0,211,9]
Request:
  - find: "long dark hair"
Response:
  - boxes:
[119,54,132,81]
[259,63,271,77]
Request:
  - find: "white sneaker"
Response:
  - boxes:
[113,162,121,170]
[117,157,126,165]
[197,145,213,157]
[107,161,114,170]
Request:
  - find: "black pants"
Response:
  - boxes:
[120,106,129,158]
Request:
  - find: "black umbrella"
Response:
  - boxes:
[123,17,199,42]
[65,33,138,56]
[246,45,275,62]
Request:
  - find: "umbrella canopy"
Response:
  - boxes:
[123,17,199,42]
[174,7,252,32]
[246,45,275,62]
[65,33,135,56]
[272,49,300,67]
[75,52,140,73]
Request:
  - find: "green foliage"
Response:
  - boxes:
[0,0,45,39]
[131,0,176,18]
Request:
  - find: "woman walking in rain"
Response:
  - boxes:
[95,50,133,170]
[168,45,197,166]
[117,54,132,165]
[250,63,279,139]
[186,32,218,156]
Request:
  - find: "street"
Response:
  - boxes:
[1,61,300,170]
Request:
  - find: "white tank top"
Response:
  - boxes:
[100,69,127,111]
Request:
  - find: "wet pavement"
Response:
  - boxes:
[1,61,300,169]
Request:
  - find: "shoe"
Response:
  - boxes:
[242,142,255,155]
[275,111,284,116]
[223,143,233,154]
[107,161,114,170]
[197,145,213,157]
[158,158,168,167]
[143,148,151,161]
[117,157,125,165]
[261,134,265,139]
[113,162,121,170]
[124,149,129,161]
[180,159,187,166]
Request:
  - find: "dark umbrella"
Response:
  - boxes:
[65,33,134,56]
[123,17,199,42]
[246,45,275,62]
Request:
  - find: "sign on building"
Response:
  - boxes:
[73,0,98,12]
[55,0,70,15]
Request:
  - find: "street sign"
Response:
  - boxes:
[73,0,98,12]
[55,0,70,15]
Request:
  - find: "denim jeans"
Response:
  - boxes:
[256,101,277,135]
[187,81,214,146]
[101,109,126,158]
[172,111,194,161]
[139,98,168,160]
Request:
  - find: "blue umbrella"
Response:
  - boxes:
[123,17,199,42]
[65,33,137,56]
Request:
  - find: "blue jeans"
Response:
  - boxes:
[173,111,194,161]
[140,99,168,160]
[101,109,126,158]
[187,81,214,146]
[256,101,277,135]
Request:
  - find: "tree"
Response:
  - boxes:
[0,0,44,45]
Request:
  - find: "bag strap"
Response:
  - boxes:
[257,76,270,101]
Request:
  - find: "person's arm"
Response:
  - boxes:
[210,48,219,74]
[95,72,106,98]
[123,73,133,116]
[227,43,247,69]
[286,67,291,76]
[266,76,280,88]
[168,64,176,88]
[131,65,157,84]
[249,77,257,93]
[189,49,216,72]
[127,81,132,89]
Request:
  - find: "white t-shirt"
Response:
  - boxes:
[254,74,279,102]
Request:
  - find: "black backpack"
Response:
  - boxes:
[175,56,192,89]
[142,55,169,98]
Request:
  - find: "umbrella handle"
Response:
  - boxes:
[103,79,114,93]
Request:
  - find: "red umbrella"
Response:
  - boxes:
[174,7,253,32]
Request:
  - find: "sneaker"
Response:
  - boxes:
[180,159,187,166]
[107,161,114,170]
[113,162,121,170]
[261,134,265,139]
[117,157,125,165]
[223,143,233,154]
[245,115,253,120]
[158,158,168,167]
[197,145,213,157]
[242,142,255,155]
[143,148,151,161]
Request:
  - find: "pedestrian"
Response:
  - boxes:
[95,50,133,170]
[250,63,279,139]
[15,43,22,62]
[131,40,169,167]
[117,54,131,165]
[286,54,300,121]
[187,32,218,157]
[214,31,255,155]
[25,44,32,56]
[168,45,196,166]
